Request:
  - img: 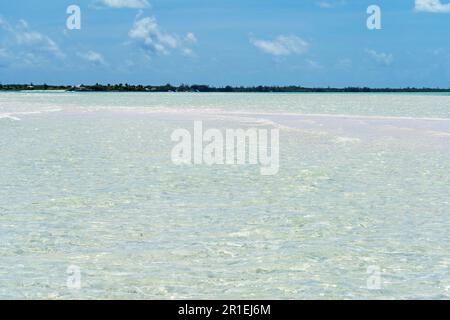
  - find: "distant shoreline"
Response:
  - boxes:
[1,84,450,93]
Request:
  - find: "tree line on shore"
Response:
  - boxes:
[1,83,450,93]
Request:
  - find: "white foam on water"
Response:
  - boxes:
[334,136,362,144]
[226,111,450,122]
[73,105,450,123]
[0,109,62,120]
[0,114,21,121]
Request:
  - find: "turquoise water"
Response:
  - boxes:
[0,92,449,299]
[1,91,450,118]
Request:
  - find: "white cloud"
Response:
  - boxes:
[415,0,450,13]
[306,59,323,70]
[78,51,107,65]
[182,48,195,57]
[0,17,64,62]
[316,1,347,9]
[128,15,196,56]
[129,17,158,40]
[185,32,197,44]
[129,16,170,55]
[15,31,64,58]
[98,0,150,9]
[366,49,394,66]
[250,35,309,56]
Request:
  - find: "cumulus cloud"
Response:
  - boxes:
[0,17,64,64]
[128,15,196,56]
[98,0,150,9]
[366,49,394,66]
[15,31,64,58]
[78,51,107,65]
[250,35,309,56]
[185,32,197,44]
[415,0,450,13]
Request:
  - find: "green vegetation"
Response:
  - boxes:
[1,83,450,93]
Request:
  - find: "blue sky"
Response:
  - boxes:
[1,0,450,87]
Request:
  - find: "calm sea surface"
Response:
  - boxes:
[1,92,449,299]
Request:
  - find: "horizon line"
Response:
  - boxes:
[2,83,450,91]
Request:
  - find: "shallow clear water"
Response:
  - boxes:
[0,92,449,299]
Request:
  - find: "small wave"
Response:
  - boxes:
[0,109,62,120]
[334,136,361,144]
[104,107,450,123]
[223,111,450,122]
[0,114,21,121]
[13,109,62,115]
[426,130,450,138]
